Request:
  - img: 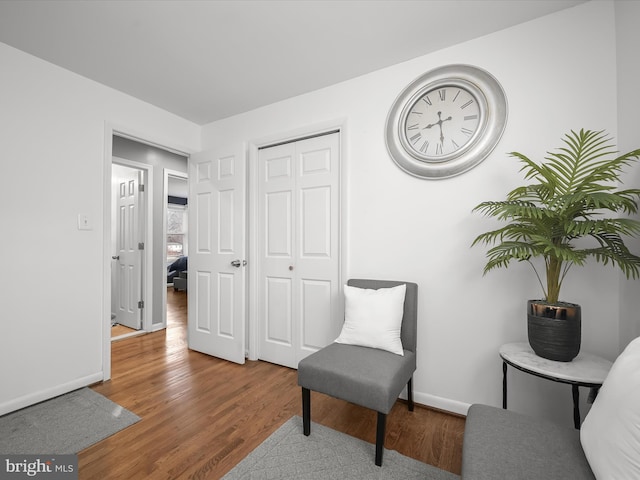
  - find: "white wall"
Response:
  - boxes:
[202,1,630,425]
[0,42,200,415]
[616,0,640,350]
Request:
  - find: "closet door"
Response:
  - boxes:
[258,133,341,369]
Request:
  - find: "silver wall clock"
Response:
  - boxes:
[385,64,507,179]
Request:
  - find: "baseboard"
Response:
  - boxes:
[111,330,146,342]
[413,391,470,416]
[0,372,103,416]
[398,385,471,416]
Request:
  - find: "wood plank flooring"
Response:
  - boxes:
[82,288,465,479]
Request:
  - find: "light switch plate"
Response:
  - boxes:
[77,214,92,230]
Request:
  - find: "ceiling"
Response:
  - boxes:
[0,0,585,125]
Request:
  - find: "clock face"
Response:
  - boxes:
[403,86,481,159]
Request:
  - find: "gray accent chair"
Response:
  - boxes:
[297,279,418,466]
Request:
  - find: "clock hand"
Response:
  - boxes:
[423,111,453,130]
[422,111,453,154]
[437,112,452,142]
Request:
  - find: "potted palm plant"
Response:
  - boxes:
[472,129,640,361]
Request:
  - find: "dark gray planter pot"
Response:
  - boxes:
[527,300,581,362]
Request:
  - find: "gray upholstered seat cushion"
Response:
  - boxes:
[462,404,595,480]
[298,342,416,414]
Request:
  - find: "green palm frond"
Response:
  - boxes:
[472,129,640,303]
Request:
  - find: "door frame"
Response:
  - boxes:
[246,119,348,362]
[102,122,191,380]
[162,168,189,326]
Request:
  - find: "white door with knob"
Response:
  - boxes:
[257,133,341,369]
[188,144,246,364]
[113,164,143,330]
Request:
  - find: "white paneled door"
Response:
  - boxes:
[258,132,341,369]
[188,145,246,364]
[114,165,143,330]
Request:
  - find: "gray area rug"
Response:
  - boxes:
[0,387,140,454]
[223,416,460,479]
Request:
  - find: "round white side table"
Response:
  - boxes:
[500,342,612,429]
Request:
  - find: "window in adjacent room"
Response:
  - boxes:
[167,202,187,263]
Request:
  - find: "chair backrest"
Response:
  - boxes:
[347,279,418,353]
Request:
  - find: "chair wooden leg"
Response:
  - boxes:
[408,377,414,412]
[375,411,386,466]
[302,387,310,436]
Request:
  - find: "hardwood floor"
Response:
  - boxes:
[82,288,465,479]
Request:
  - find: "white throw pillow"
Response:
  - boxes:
[334,283,406,356]
[580,335,640,479]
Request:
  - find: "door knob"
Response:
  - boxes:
[231,259,247,267]
[112,255,120,260]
